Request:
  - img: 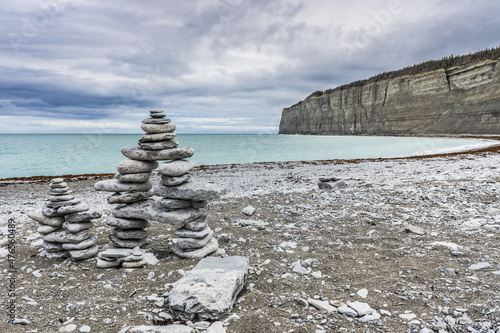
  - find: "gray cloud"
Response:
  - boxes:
[0,0,499,133]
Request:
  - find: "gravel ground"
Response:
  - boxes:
[1,147,500,333]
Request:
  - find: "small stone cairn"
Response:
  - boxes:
[94,110,224,266]
[27,178,101,260]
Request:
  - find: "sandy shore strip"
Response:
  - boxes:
[0,147,499,332]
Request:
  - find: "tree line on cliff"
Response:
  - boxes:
[301,46,500,103]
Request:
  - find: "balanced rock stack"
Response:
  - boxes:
[93,113,167,268]
[26,178,101,260]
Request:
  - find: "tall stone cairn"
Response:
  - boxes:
[27,178,101,261]
[93,112,161,268]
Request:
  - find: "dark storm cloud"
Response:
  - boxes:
[0,0,499,133]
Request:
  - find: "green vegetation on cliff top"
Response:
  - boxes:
[299,46,500,103]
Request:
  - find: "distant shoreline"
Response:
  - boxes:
[2,138,499,183]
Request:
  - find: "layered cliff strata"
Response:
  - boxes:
[279,59,500,135]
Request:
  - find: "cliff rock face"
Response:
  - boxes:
[279,59,500,135]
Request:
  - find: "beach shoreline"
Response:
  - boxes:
[0,142,499,332]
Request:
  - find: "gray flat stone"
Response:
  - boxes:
[112,228,148,240]
[108,191,152,204]
[43,241,65,252]
[67,221,94,233]
[172,238,219,260]
[43,229,92,244]
[37,225,62,234]
[155,181,225,201]
[128,325,194,333]
[65,210,102,223]
[158,160,195,177]
[150,113,166,118]
[161,174,191,187]
[112,200,201,226]
[117,159,159,174]
[138,140,179,150]
[49,187,70,194]
[48,195,75,202]
[121,146,194,161]
[159,198,193,210]
[51,178,64,184]
[142,118,171,124]
[62,234,98,250]
[57,203,89,215]
[94,179,152,192]
[97,257,121,268]
[115,172,151,183]
[43,250,70,259]
[46,199,81,209]
[69,245,99,260]
[100,248,133,258]
[122,259,147,268]
[104,216,150,229]
[184,214,209,231]
[42,206,62,217]
[140,122,176,134]
[175,226,212,239]
[27,209,65,226]
[139,132,176,143]
[109,235,151,248]
[177,231,213,250]
[49,182,67,188]
[168,256,248,320]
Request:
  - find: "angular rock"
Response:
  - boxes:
[168,256,248,320]
[154,181,225,201]
[57,203,89,215]
[108,191,152,204]
[158,160,196,177]
[122,146,194,161]
[161,174,191,187]
[159,198,193,210]
[43,250,70,259]
[67,221,94,233]
[109,235,151,248]
[177,230,214,250]
[43,241,65,252]
[172,238,219,259]
[43,229,92,244]
[140,122,176,134]
[117,159,159,174]
[112,200,201,226]
[241,206,255,216]
[62,234,98,250]
[115,172,151,183]
[94,179,152,192]
[404,224,426,235]
[97,257,121,268]
[69,245,99,260]
[104,216,150,229]
[65,210,102,223]
[338,305,358,317]
[347,301,374,316]
[27,209,64,227]
[175,225,212,239]
[112,228,148,240]
[308,299,337,313]
[139,132,176,143]
[139,140,179,150]
[184,215,209,231]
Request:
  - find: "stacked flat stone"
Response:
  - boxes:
[93,114,165,268]
[136,110,224,259]
[26,178,101,260]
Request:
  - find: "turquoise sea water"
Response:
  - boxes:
[0,134,492,179]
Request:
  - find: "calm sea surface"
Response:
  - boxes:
[0,134,492,179]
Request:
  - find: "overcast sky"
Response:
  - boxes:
[1,0,499,134]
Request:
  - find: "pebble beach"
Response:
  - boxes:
[0,145,500,332]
